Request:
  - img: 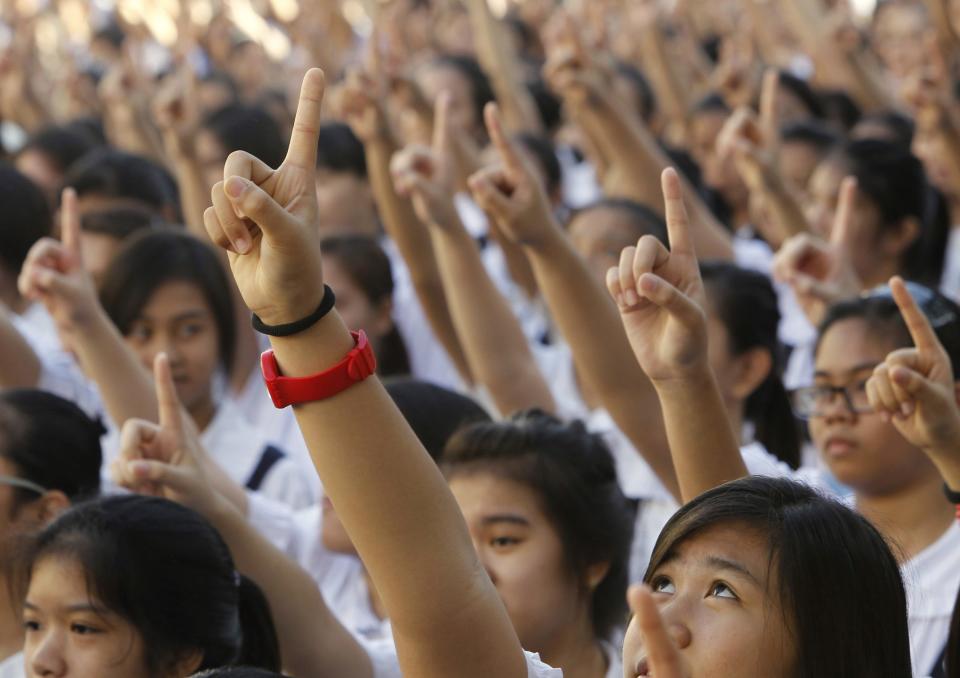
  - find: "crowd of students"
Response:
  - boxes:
[1,0,960,675]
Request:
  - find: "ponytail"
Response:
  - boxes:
[236,576,282,673]
[745,373,801,469]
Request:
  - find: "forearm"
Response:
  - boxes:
[70,309,157,426]
[270,314,524,677]
[525,228,680,499]
[171,154,211,235]
[430,220,554,416]
[207,496,374,678]
[0,309,40,388]
[653,370,747,503]
[367,140,474,384]
[757,179,812,250]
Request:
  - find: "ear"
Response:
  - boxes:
[371,296,395,339]
[584,561,611,592]
[167,648,204,678]
[880,216,920,259]
[35,491,71,525]
[729,347,773,401]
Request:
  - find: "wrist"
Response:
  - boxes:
[517,216,565,256]
[649,363,716,396]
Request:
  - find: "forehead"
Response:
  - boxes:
[657,522,772,580]
[448,471,547,521]
[815,317,898,373]
[140,280,212,317]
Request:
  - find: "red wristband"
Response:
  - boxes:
[261,331,377,408]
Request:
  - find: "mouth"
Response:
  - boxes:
[824,436,857,457]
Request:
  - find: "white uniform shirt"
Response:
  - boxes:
[0,653,23,678]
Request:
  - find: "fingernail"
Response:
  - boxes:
[640,276,660,293]
[615,292,624,307]
[624,289,639,306]
[902,402,913,417]
[131,461,149,478]
[233,236,250,254]
[225,176,247,198]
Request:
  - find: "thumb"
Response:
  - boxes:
[636,273,704,328]
[129,459,193,493]
[224,176,293,240]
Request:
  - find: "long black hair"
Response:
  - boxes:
[646,476,912,677]
[441,409,634,641]
[20,495,280,674]
[701,262,801,469]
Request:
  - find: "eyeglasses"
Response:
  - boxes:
[0,476,47,495]
[792,380,874,419]
[862,281,959,329]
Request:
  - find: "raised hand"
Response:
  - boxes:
[204,68,326,326]
[390,93,460,229]
[866,277,960,454]
[18,188,101,346]
[467,103,555,248]
[773,176,863,326]
[624,585,683,678]
[112,353,213,514]
[606,168,708,383]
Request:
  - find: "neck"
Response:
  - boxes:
[537,611,608,678]
[860,259,901,291]
[725,399,745,446]
[734,206,752,231]
[0,574,23,662]
[856,469,956,562]
[190,393,217,432]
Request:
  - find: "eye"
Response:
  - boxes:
[709,582,738,600]
[650,576,676,594]
[70,623,101,635]
[127,324,151,342]
[178,322,206,339]
[490,536,521,549]
[23,620,40,632]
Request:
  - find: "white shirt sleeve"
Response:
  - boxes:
[525,651,564,677]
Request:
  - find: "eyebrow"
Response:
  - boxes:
[814,362,880,379]
[480,514,530,527]
[24,601,110,615]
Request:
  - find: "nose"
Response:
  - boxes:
[820,390,855,423]
[29,629,67,677]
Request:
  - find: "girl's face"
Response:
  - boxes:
[321,255,394,348]
[568,208,645,285]
[690,110,748,215]
[622,523,795,678]
[873,4,928,80]
[810,318,938,494]
[449,472,597,652]
[24,557,152,678]
[416,64,479,138]
[124,281,221,418]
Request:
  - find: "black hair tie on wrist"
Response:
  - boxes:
[252,285,336,337]
[944,483,960,505]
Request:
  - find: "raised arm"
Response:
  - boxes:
[607,168,746,503]
[469,103,679,498]
[203,69,527,678]
[867,277,960,493]
[391,95,554,415]
[338,68,474,385]
[0,308,41,389]
[113,355,375,678]
[18,189,157,426]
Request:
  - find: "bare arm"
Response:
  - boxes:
[0,308,41,389]
[204,69,528,678]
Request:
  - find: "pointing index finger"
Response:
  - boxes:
[153,353,184,437]
[830,176,857,252]
[661,168,694,256]
[484,102,522,174]
[890,276,941,356]
[60,187,82,262]
[283,68,327,171]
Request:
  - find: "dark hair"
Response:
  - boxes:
[817,89,863,132]
[383,378,491,461]
[829,139,942,285]
[570,198,669,245]
[320,235,409,377]
[645,476,912,678]
[20,496,261,673]
[613,61,657,123]
[99,229,237,372]
[0,390,102,509]
[93,23,125,49]
[62,148,180,217]
[780,120,840,154]
[692,92,731,116]
[80,205,165,241]
[201,71,242,104]
[525,77,563,134]
[441,410,634,640]
[701,263,801,469]
[201,104,286,170]
[515,132,562,197]
[853,110,916,148]
[0,164,51,274]
[947,589,960,678]
[17,126,99,175]
[235,576,281,671]
[430,55,496,131]
[316,122,367,178]
[775,71,824,119]
[816,284,960,379]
